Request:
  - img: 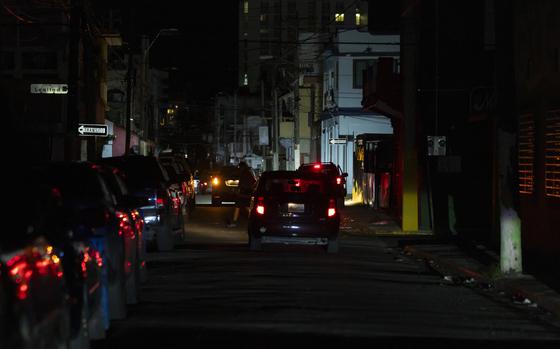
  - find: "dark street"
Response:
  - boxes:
[4,1,560,348]
[94,196,560,348]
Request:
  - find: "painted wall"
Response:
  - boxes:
[321,114,392,195]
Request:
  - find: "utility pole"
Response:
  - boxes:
[125,45,133,154]
[125,8,134,155]
[273,86,279,170]
[233,90,238,164]
[66,0,82,160]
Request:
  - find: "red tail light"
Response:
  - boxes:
[256,196,265,215]
[313,164,321,169]
[156,197,165,206]
[336,177,342,185]
[116,210,135,239]
[327,199,336,217]
[7,256,32,300]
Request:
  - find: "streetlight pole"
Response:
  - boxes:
[126,28,178,155]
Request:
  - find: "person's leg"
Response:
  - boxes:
[232,207,240,222]
[227,206,240,227]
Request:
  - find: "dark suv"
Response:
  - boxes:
[158,150,196,212]
[297,162,348,206]
[98,155,180,251]
[247,171,340,253]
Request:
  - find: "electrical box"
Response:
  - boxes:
[427,136,446,156]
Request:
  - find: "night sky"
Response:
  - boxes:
[110,1,239,101]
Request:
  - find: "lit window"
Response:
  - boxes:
[355,9,361,25]
[545,110,560,198]
[335,13,344,23]
[243,73,248,86]
[518,113,535,195]
[244,0,249,14]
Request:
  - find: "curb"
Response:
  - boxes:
[404,245,560,321]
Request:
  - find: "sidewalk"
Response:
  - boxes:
[340,203,560,321]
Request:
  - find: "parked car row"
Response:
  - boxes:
[2,154,189,348]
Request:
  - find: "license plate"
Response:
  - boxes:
[287,203,305,213]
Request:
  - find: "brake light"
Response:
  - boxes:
[256,196,265,215]
[313,164,321,169]
[8,256,32,300]
[336,177,342,185]
[116,210,135,239]
[327,199,336,217]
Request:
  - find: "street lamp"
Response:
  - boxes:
[125,28,179,155]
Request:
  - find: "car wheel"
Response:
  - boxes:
[249,234,262,251]
[327,238,339,254]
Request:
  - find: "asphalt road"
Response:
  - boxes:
[94,195,560,348]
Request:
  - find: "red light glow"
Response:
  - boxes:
[256,197,265,215]
[327,199,336,217]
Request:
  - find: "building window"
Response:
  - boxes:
[545,110,560,198]
[243,0,249,14]
[335,13,344,23]
[355,8,361,25]
[335,2,344,24]
[518,113,535,195]
[353,59,377,89]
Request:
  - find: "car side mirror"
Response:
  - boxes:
[343,173,348,177]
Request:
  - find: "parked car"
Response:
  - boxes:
[95,163,148,303]
[98,155,181,251]
[0,232,69,349]
[247,171,341,253]
[34,161,128,325]
[159,162,187,233]
[1,176,76,348]
[297,162,348,206]
[211,165,256,206]
[158,149,196,212]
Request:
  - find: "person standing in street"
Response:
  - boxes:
[227,161,256,228]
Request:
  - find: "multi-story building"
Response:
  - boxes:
[237,0,370,170]
[320,30,399,196]
[239,0,370,93]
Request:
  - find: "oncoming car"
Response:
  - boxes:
[247,171,340,253]
[211,165,256,206]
